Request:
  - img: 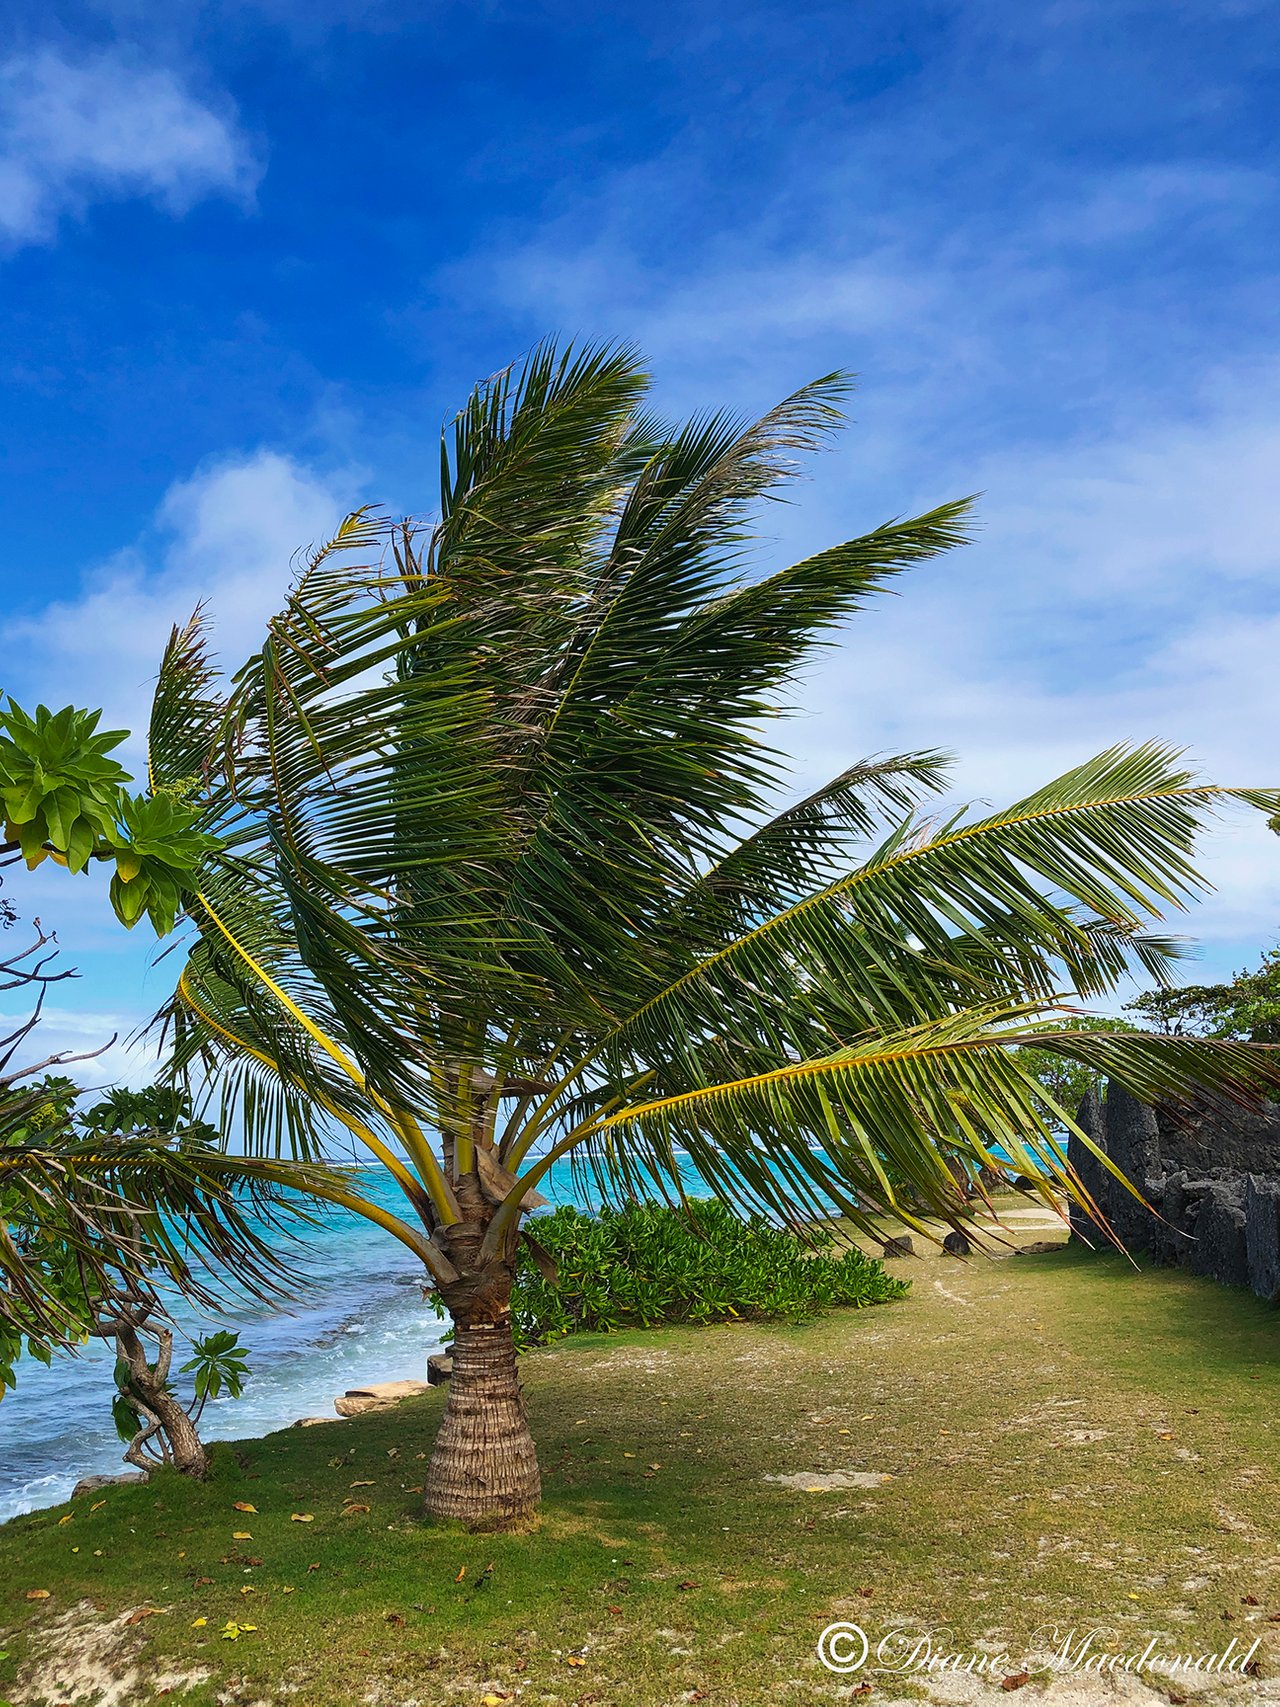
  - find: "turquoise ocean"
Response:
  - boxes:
[0,1155,717,1521]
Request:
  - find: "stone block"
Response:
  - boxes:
[1068,1088,1107,1241]
[1104,1081,1162,1185]
[1245,1173,1280,1303]
[1187,1180,1249,1289]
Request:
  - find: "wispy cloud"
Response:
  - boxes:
[0,47,258,248]
[5,448,355,755]
[0,1002,160,1093]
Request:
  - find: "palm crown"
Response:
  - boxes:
[146,342,1280,1526]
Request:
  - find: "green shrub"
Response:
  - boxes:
[507,1200,908,1348]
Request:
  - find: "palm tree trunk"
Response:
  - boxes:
[423,1307,540,1528]
[423,1228,540,1529]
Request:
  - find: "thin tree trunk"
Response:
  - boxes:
[116,1321,210,1479]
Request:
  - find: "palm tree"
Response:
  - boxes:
[147,343,1280,1530]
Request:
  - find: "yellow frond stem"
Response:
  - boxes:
[192,896,461,1227]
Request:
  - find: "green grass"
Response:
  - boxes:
[3,1243,1280,1704]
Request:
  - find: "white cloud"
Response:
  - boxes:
[0,47,257,248]
[0,448,356,1065]
[0,1003,160,1093]
[7,449,355,757]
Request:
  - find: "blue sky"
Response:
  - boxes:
[2,0,1279,1083]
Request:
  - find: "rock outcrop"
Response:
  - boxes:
[71,1471,148,1498]
[1069,1083,1280,1302]
[334,1379,432,1418]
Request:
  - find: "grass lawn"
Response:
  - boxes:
[2,1238,1280,1705]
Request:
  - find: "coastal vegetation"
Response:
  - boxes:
[0,700,343,1391]
[137,341,1280,1531]
[496,1199,908,1347]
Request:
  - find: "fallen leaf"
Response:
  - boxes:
[290,1513,314,1523]
[1001,1674,1031,1692]
[282,1586,295,1593]
[239,1586,256,1596]
[232,1532,253,1540]
[607,1604,623,1614]
[176,1551,185,1559]
[454,1566,467,1583]
[566,1655,587,1666]
[853,1686,873,1699]
[858,1586,874,1598]
[482,1694,513,1705]
[342,1503,370,1515]
[385,1612,406,1627]
[232,1502,258,1513]
[123,1607,161,1625]
[90,1500,107,1511]
[1157,1432,1175,1441]
[191,1614,209,1628]
[623,1452,635,1458]
[57,1514,73,1526]
[350,1480,376,1488]
[307,1563,321,1573]
[1242,1594,1260,1606]
[678,1580,699,1591]
[25,1588,51,1600]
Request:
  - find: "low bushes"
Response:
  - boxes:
[510,1199,907,1346]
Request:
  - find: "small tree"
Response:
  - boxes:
[0,721,346,1466]
[144,344,1280,1529]
[1127,948,1280,1044]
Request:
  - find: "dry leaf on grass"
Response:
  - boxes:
[290,1513,314,1522]
[232,1531,253,1540]
[123,1607,162,1625]
[232,1502,258,1513]
[25,1588,51,1600]
[1001,1673,1032,1691]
